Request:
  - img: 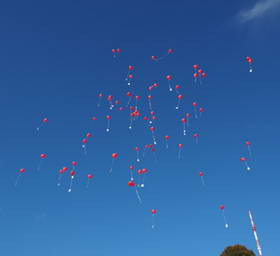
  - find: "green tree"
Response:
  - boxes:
[221,244,256,256]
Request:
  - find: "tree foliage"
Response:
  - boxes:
[221,244,256,256]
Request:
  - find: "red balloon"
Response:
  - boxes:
[86,133,92,138]
[175,84,180,89]
[87,174,93,179]
[106,115,111,120]
[40,153,46,159]
[116,48,121,53]
[193,64,198,69]
[151,209,157,214]
[128,74,133,79]
[193,133,199,137]
[199,171,203,177]
[245,141,251,146]
[181,118,187,123]
[240,157,246,161]
[43,118,49,123]
[112,153,118,159]
[128,65,134,71]
[137,169,143,175]
[70,171,75,176]
[198,69,203,74]
[193,73,198,78]
[112,49,116,53]
[192,102,197,107]
[178,143,183,148]
[127,92,132,97]
[142,168,148,173]
[165,135,170,140]
[166,75,172,80]
[201,73,206,77]
[72,161,77,166]
[62,167,68,172]
[178,94,183,100]
[135,95,140,100]
[92,117,97,121]
[129,165,134,170]
[186,113,190,118]
[107,95,113,101]
[220,205,225,210]
[59,169,64,174]
[151,56,157,60]
[167,48,173,54]
[128,180,135,186]
[19,168,25,173]
[150,127,155,132]
[82,138,87,144]
[199,107,203,113]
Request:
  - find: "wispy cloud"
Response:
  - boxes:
[238,0,280,23]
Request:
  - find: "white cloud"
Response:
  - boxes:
[238,0,280,23]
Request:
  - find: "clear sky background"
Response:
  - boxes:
[0,0,280,255]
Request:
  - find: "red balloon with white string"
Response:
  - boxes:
[165,75,173,92]
[245,56,254,72]
[86,174,93,188]
[109,153,118,174]
[178,144,183,160]
[180,118,187,136]
[36,117,49,132]
[164,135,170,149]
[193,133,199,144]
[68,171,76,192]
[175,94,183,110]
[199,171,205,185]
[14,168,26,187]
[151,209,157,229]
[97,93,103,107]
[37,153,47,172]
[240,157,251,171]
[105,115,111,132]
[149,126,157,145]
[134,146,140,162]
[192,102,198,119]
[245,141,252,156]
[220,205,229,228]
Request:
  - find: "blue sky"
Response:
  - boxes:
[0,0,280,255]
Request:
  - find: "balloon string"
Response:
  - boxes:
[247,146,252,157]
[14,173,22,187]
[135,188,142,204]
[176,100,180,110]
[152,215,156,229]
[201,176,205,186]
[109,159,115,174]
[222,211,229,228]
[245,161,251,171]
[166,142,169,149]
[178,149,182,160]
[37,159,43,172]
[68,176,74,192]
[168,82,173,92]
[136,151,140,162]
[183,123,186,136]
[97,97,102,107]
[82,145,87,155]
[106,120,110,132]
[194,107,198,119]
[57,173,64,187]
